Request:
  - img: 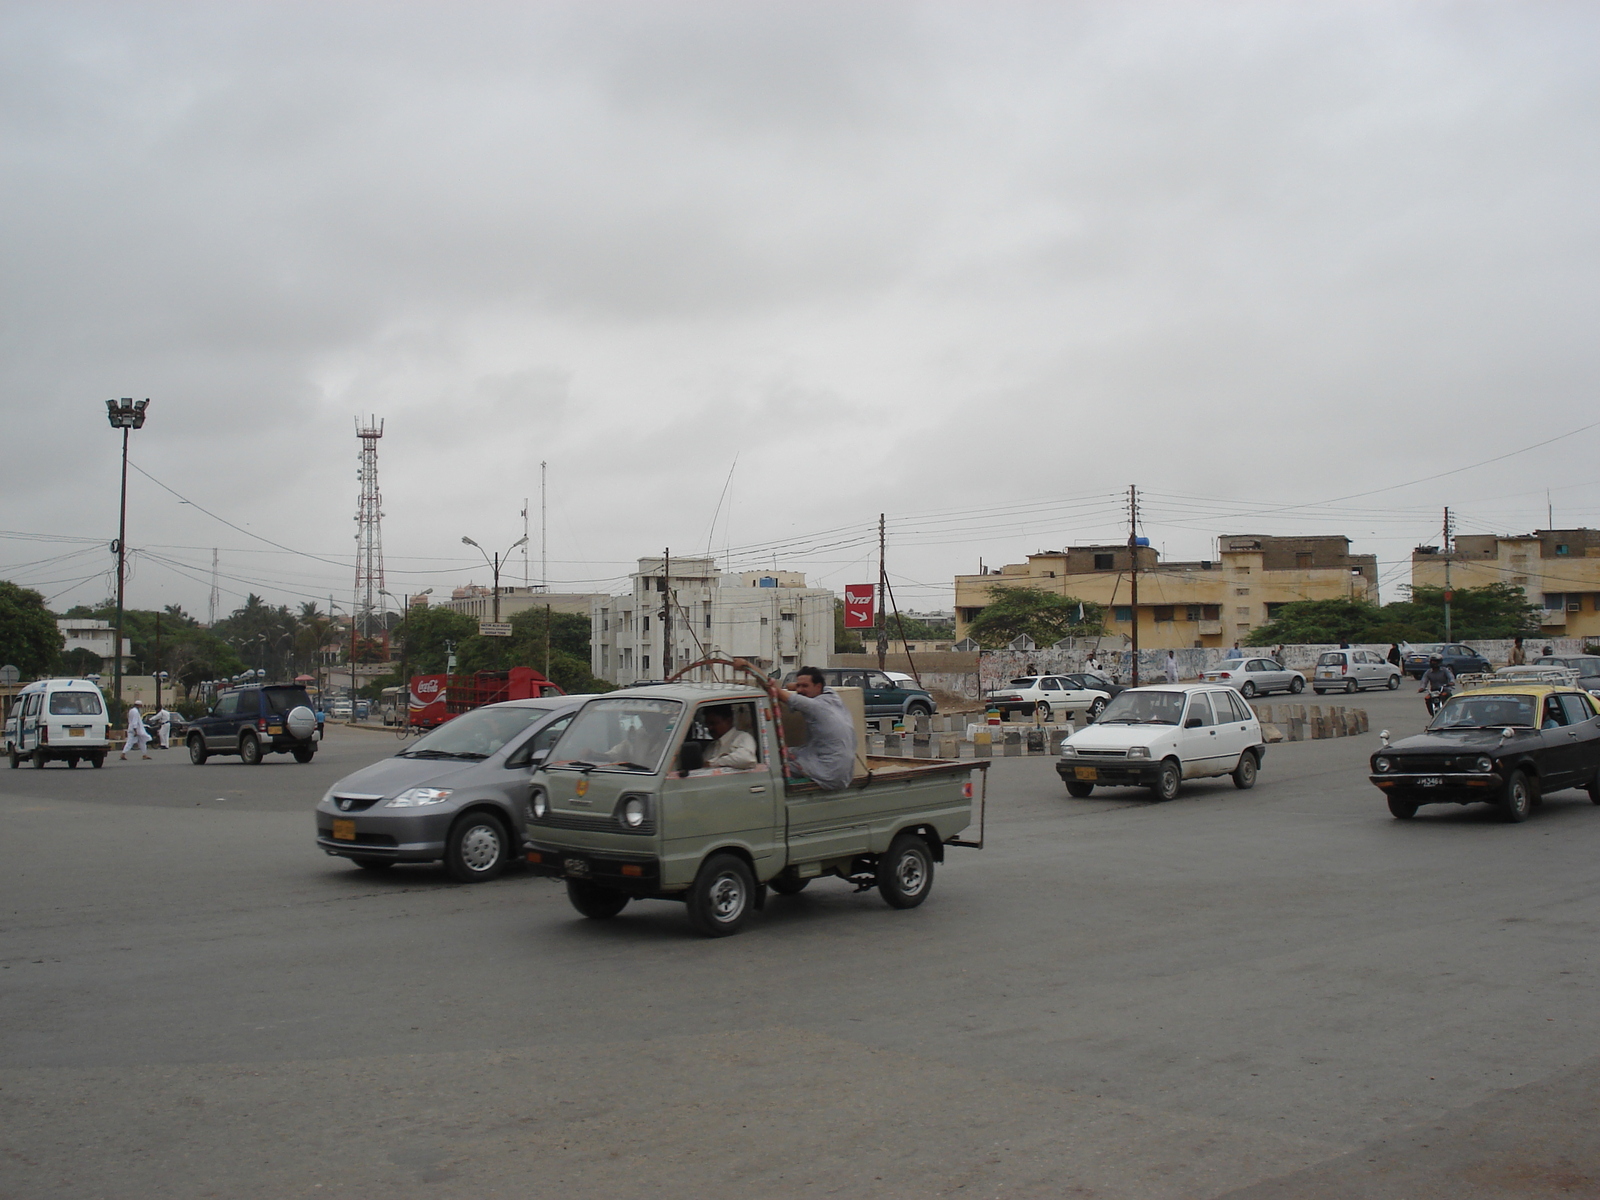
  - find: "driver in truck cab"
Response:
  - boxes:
[737,660,856,791]
[701,704,758,769]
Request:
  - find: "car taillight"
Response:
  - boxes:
[39,724,48,743]
[1341,664,1348,674]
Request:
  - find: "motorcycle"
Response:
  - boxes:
[1420,683,1454,717]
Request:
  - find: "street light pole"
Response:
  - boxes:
[381,588,430,729]
[461,535,527,627]
[104,398,149,703]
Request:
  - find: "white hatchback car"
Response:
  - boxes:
[1055,684,1265,801]
[1311,650,1401,695]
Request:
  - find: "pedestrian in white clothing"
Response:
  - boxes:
[121,703,152,760]
[152,704,172,750]
[1164,651,1179,684]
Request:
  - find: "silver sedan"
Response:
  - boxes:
[1201,657,1306,698]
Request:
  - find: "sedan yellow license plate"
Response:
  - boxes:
[332,819,357,840]
[1074,766,1098,781]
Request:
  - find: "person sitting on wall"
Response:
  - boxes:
[701,705,757,769]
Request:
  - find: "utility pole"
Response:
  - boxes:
[541,462,548,593]
[877,513,888,672]
[1443,506,1454,643]
[153,612,162,712]
[661,548,672,677]
[104,398,149,702]
[1128,484,1140,687]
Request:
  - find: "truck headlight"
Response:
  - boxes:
[388,787,453,807]
[1473,755,1494,773]
[531,788,548,819]
[1127,746,1150,760]
[621,796,648,828]
[1374,756,1392,773]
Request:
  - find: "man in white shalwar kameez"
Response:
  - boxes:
[121,703,152,760]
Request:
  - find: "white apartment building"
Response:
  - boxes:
[591,558,835,685]
[442,586,609,623]
[57,618,130,667]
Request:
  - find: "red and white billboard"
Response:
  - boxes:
[844,584,876,629]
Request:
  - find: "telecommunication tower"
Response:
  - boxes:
[354,416,386,636]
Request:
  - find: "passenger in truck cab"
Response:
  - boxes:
[737,660,855,791]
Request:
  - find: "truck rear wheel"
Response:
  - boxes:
[567,879,629,919]
[686,853,754,937]
[878,833,934,910]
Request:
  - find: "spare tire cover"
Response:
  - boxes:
[285,705,317,740]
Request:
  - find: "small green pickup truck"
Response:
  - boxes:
[523,683,985,936]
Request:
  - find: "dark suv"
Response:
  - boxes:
[186,684,323,765]
[781,668,936,719]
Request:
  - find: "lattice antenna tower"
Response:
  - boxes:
[354,416,386,636]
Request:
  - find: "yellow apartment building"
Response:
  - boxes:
[954,535,1378,649]
[1412,528,1600,641]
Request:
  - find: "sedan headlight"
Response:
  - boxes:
[1473,755,1494,773]
[1127,746,1151,760]
[388,787,454,808]
[1374,756,1392,773]
[621,796,648,828]
[1059,742,1077,757]
[531,788,548,818]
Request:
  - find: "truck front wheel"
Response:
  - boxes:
[878,833,934,910]
[686,853,754,937]
[567,879,629,919]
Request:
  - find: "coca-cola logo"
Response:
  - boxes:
[415,679,441,695]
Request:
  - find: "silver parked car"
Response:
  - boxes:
[1200,657,1305,698]
[315,695,590,882]
[1312,649,1401,694]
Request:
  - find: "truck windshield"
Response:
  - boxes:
[1096,690,1186,725]
[400,705,550,760]
[1429,694,1536,730]
[547,697,683,772]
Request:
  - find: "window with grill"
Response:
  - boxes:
[1235,587,1250,596]
[1187,605,1202,621]
[1154,606,1175,622]
[1094,553,1114,570]
[1236,606,1251,616]
[1113,606,1132,623]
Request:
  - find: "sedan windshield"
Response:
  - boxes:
[547,697,683,772]
[1096,690,1186,725]
[399,705,549,760]
[1428,694,1536,731]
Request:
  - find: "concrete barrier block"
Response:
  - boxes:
[913,739,933,758]
[973,740,991,758]
[1287,717,1303,741]
[883,734,903,756]
[937,734,960,758]
[914,714,930,735]
[1025,728,1047,754]
[1357,709,1369,733]
[1260,722,1285,743]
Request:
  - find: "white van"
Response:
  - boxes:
[5,678,112,768]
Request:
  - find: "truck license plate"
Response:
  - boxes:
[332,819,356,840]
[1074,766,1098,781]
[1416,776,1443,788]
[564,858,590,877]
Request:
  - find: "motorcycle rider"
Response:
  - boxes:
[1419,655,1456,715]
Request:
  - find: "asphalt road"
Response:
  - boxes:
[3,691,1598,1199]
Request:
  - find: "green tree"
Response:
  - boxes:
[62,647,103,676]
[0,582,64,678]
[392,606,477,675]
[1246,584,1542,646]
[454,606,612,693]
[967,586,1104,649]
[1244,599,1391,646]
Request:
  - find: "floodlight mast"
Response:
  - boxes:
[104,398,149,703]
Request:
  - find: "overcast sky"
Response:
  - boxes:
[4,0,1598,621]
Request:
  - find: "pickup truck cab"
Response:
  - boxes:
[524,683,983,936]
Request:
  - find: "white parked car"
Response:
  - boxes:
[1201,656,1305,698]
[1311,649,1401,694]
[1055,684,1265,801]
[986,675,1112,722]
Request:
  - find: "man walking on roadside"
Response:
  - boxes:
[1164,650,1179,684]
[120,703,152,760]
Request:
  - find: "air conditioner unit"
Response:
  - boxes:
[1569,602,1582,612]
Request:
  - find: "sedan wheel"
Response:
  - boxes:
[1387,796,1418,820]
[1345,679,1358,694]
[1501,770,1534,823]
[1088,698,1107,720]
[1240,681,1257,699]
[1037,701,1053,722]
[1290,677,1305,694]
[444,814,509,882]
[1150,760,1182,802]
[1386,674,1401,690]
